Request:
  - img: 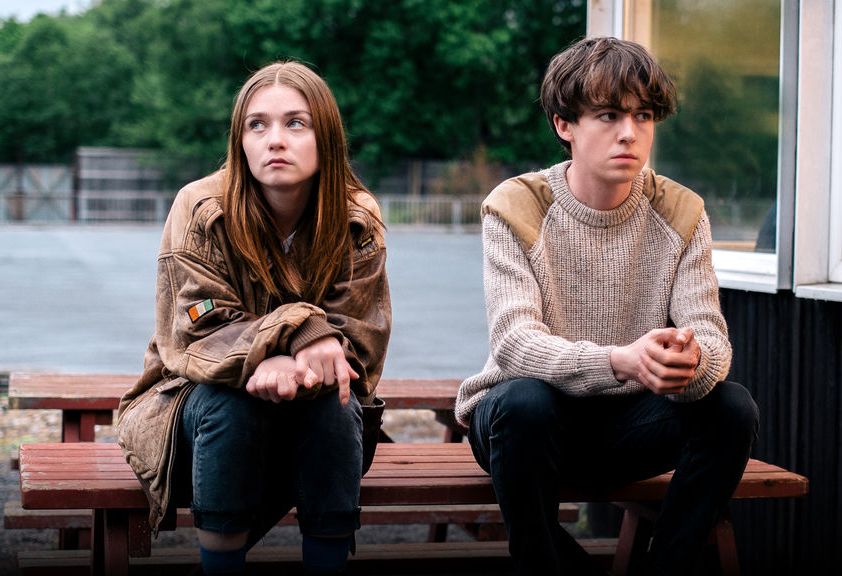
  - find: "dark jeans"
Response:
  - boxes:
[176,383,363,549]
[468,378,759,576]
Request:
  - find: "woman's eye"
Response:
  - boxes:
[288,118,306,129]
[248,119,265,130]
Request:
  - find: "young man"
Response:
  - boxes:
[455,37,759,576]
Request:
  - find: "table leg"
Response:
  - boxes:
[434,410,465,443]
[62,410,101,442]
[128,510,152,557]
[62,411,82,443]
[91,509,129,576]
[612,506,653,576]
[715,509,741,576]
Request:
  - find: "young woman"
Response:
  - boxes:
[117,61,391,575]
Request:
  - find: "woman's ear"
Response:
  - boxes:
[553,114,574,144]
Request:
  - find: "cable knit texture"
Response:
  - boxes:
[455,161,731,427]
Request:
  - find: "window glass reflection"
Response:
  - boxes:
[645,0,781,252]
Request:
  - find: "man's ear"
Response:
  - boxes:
[553,114,573,144]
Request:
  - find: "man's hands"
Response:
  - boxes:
[245,336,358,405]
[610,327,701,395]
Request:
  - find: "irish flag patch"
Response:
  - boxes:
[188,299,214,322]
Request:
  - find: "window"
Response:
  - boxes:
[589,0,796,292]
[829,3,842,284]
[590,1,842,299]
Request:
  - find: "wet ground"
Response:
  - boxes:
[0,225,489,377]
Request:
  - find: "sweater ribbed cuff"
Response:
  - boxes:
[288,315,344,357]
[576,345,624,392]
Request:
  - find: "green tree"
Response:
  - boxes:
[226,0,584,175]
[113,0,240,170]
[0,0,585,178]
[0,14,135,162]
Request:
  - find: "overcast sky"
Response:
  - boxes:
[1,0,90,21]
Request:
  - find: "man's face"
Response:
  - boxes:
[554,99,655,188]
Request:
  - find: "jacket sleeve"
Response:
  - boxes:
[155,216,327,389]
[287,209,392,400]
[668,211,732,401]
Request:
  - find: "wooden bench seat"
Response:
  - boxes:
[19,442,808,576]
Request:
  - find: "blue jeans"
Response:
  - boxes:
[468,378,759,576]
[176,383,363,548]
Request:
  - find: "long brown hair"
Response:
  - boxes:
[223,61,370,304]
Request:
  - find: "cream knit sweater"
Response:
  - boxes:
[455,161,731,427]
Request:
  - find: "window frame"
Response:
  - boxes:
[791,1,842,301]
[828,2,842,284]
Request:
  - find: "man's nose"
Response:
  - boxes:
[618,115,637,143]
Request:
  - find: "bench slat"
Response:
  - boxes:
[17,539,617,575]
[4,500,579,531]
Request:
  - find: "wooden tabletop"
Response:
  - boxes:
[8,372,461,411]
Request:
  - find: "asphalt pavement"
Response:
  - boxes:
[0,224,489,379]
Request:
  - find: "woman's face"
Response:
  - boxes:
[242,84,319,202]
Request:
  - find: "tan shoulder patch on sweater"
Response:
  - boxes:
[482,173,553,251]
[641,169,704,245]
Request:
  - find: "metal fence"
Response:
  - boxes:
[1,150,489,228]
[75,147,174,222]
[1,149,775,237]
[0,155,773,239]
[0,191,483,229]
[379,195,484,230]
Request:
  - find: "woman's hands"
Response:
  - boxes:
[245,355,299,402]
[245,336,358,405]
[293,336,359,406]
[610,327,701,395]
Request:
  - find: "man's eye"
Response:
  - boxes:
[598,112,616,121]
[636,112,654,121]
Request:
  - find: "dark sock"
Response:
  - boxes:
[302,534,352,574]
[199,545,247,575]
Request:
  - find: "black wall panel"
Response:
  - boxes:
[721,289,842,574]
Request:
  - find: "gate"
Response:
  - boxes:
[0,165,73,222]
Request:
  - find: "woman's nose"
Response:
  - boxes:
[268,124,286,148]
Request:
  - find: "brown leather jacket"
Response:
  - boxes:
[116,171,391,532]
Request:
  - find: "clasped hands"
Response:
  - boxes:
[610,327,702,395]
[245,336,357,405]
